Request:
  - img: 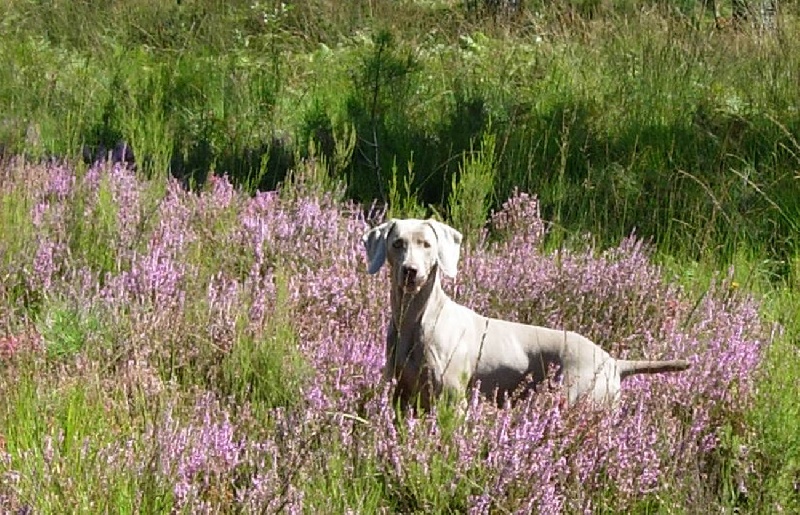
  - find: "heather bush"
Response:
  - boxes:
[0,160,776,512]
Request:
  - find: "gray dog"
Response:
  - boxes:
[363,218,690,410]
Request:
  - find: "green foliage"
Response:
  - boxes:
[299,113,357,192]
[279,151,348,205]
[743,286,800,511]
[449,130,496,246]
[68,173,119,277]
[382,404,482,513]
[749,339,800,512]
[0,172,34,257]
[304,421,387,513]
[344,28,422,201]
[2,0,797,263]
[36,301,102,361]
[388,156,427,219]
[220,268,310,412]
[0,370,175,514]
[0,3,800,510]
[0,176,38,311]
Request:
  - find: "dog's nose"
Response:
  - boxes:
[402,265,418,282]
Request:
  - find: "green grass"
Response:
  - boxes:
[1,0,799,512]
[1,365,176,514]
[219,267,311,412]
[1,1,798,262]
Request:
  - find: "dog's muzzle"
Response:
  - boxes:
[401,265,422,292]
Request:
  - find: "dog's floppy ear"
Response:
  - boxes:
[427,220,463,278]
[362,220,395,274]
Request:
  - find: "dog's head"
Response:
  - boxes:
[362,219,463,293]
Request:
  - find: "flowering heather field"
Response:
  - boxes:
[0,159,769,512]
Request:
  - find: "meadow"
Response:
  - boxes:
[1,0,799,513]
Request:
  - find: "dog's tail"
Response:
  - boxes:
[617,359,690,379]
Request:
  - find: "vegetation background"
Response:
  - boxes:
[0,0,799,512]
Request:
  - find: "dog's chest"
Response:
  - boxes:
[387,321,444,382]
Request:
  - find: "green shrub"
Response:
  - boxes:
[448,130,496,245]
[220,268,310,411]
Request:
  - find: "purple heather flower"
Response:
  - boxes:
[0,160,769,513]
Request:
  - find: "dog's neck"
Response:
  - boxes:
[390,268,448,334]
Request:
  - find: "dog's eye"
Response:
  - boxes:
[391,239,403,249]
[422,240,432,249]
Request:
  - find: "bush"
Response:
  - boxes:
[0,161,770,512]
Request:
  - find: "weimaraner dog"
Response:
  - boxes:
[363,218,690,410]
